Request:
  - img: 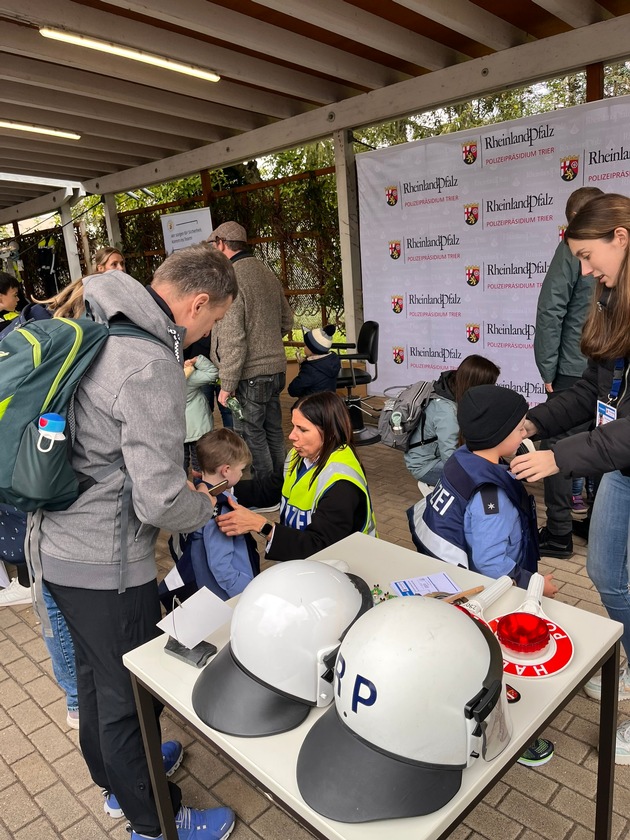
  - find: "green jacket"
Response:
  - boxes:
[534,241,595,384]
[185,355,218,443]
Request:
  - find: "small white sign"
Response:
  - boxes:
[160,207,213,255]
[157,586,232,649]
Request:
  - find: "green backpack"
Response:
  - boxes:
[0,316,157,511]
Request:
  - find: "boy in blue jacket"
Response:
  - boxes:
[160,428,260,607]
[189,428,259,600]
[408,385,557,597]
[408,384,558,768]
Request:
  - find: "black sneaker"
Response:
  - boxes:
[538,526,573,558]
[517,737,554,767]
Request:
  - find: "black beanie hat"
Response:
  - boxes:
[458,385,528,451]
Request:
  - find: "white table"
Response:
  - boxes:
[124,533,622,840]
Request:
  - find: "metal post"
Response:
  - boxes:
[59,203,83,282]
[334,129,363,344]
[103,193,122,248]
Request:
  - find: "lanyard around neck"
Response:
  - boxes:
[609,358,625,402]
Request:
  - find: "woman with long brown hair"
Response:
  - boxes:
[511,192,630,762]
[93,246,125,274]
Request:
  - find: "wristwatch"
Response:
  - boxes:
[258,521,274,537]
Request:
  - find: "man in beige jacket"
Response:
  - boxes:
[209,221,294,478]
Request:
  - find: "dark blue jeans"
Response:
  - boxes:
[42,583,78,711]
[236,372,286,478]
[202,382,233,429]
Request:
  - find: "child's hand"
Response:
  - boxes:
[543,574,558,599]
[295,350,304,365]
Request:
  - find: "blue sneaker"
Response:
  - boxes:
[162,740,184,777]
[129,805,235,840]
[103,789,124,818]
[103,741,185,818]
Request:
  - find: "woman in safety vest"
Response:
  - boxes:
[216,391,376,559]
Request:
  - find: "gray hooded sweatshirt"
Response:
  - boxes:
[40,270,215,591]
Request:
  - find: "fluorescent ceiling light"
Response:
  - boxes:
[40,27,221,83]
[0,119,80,140]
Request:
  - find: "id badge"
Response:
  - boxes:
[597,400,617,426]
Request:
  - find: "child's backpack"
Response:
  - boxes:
[0,315,158,512]
[377,380,437,452]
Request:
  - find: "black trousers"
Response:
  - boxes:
[540,374,593,536]
[46,579,182,836]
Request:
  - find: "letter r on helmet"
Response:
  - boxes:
[335,653,346,697]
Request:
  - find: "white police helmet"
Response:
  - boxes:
[297,596,511,822]
[192,559,372,736]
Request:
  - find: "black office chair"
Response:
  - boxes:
[333,320,380,446]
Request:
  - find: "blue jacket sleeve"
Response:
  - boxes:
[463,488,521,581]
[288,363,311,397]
[202,520,254,598]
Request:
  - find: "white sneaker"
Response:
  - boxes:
[417,481,434,497]
[616,720,630,765]
[584,666,630,702]
[0,579,32,606]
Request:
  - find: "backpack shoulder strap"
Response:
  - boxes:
[108,320,164,347]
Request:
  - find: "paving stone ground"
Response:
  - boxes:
[1,394,628,839]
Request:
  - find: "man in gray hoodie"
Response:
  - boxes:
[41,244,238,840]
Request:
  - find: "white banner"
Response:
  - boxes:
[357,95,630,405]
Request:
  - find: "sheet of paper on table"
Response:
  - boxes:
[390,572,460,597]
[157,587,233,649]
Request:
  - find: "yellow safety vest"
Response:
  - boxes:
[281,445,377,537]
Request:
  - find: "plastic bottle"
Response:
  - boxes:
[226,396,244,421]
[37,412,66,453]
[390,410,403,433]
